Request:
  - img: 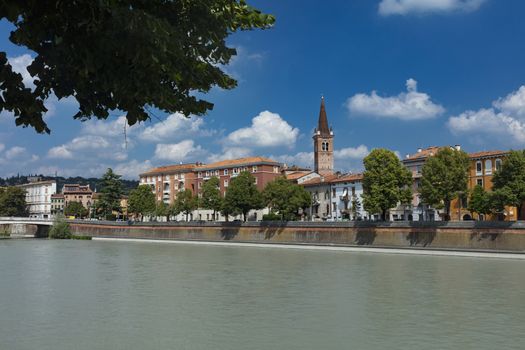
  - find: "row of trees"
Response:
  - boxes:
[128,172,311,222]
[0,187,27,216]
[362,148,525,221]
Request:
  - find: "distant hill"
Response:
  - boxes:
[0,174,139,194]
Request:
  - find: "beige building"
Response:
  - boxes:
[62,184,93,210]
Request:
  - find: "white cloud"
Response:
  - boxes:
[379,0,486,16]
[207,147,252,163]
[448,108,525,144]
[273,152,314,169]
[140,113,212,142]
[154,140,204,162]
[334,145,370,160]
[47,145,74,159]
[113,160,153,179]
[347,79,445,120]
[8,54,35,89]
[81,115,142,138]
[0,143,4,153]
[493,85,525,118]
[5,146,27,160]
[226,111,299,148]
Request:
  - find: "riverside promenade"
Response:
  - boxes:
[67,220,525,253]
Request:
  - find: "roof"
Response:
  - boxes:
[404,146,442,162]
[51,194,64,198]
[315,97,331,136]
[195,157,280,171]
[17,180,55,187]
[301,174,339,186]
[469,150,509,159]
[140,163,197,177]
[330,173,364,183]
[283,165,312,172]
[286,171,313,181]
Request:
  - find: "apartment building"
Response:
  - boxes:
[17,180,56,219]
[62,184,93,209]
[139,163,197,204]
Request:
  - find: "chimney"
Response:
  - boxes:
[405,154,410,159]
[417,148,422,153]
[454,145,461,151]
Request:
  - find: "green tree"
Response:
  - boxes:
[362,149,412,221]
[263,177,311,220]
[128,185,156,221]
[351,194,361,220]
[0,1,274,133]
[492,150,525,220]
[200,176,223,221]
[224,171,263,221]
[97,168,124,220]
[420,147,470,221]
[0,187,27,216]
[64,201,88,218]
[174,189,198,221]
[155,201,169,219]
[488,188,515,221]
[468,185,491,220]
[48,214,71,239]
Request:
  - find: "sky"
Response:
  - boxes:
[2,0,525,179]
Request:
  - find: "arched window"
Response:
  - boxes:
[475,161,482,175]
[485,160,492,175]
[495,158,502,172]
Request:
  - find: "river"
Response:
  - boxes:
[0,239,524,349]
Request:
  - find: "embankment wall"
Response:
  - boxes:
[68,221,525,252]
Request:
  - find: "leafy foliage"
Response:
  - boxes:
[64,201,88,218]
[223,171,263,221]
[200,176,223,220]
[263,177,311,220]
[0,0,274,133]
[420,147,470,220]
[351,193,361,220]
[362,149,412,220]
[97,168,124,219]
[492,150,525,219]
[468,185,491,218]
[155,201,169,218]
[48,214,71,239]
[0,186,27,216]
[173,189,198,221]
[128,185,156,220]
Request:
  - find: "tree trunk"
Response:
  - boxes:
[444,200,451,221]
[518,204,523,220]
[382,209,387,221]
[243,211,247,222]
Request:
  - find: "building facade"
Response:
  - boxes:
[17,180,56,219]
[313,97,334,176]
[62,184,93,210]
[50,194,65,216]
[139,164,197,204]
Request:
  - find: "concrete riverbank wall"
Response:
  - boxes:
[68,221,525,252]
[0,223,48,237]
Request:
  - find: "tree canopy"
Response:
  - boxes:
[97,168,124,219]
[223,171,263,221]
[173,189,198,221]
[420,147,470,220]
[64,201,88,218]
[0,186,27,216]
[0,1,274,133]
[468,185,491,219]
[128,184,156,220]
[200,176,223,220]
[362,149,412,221]
[492,150,525,219]
[263,177,311,220]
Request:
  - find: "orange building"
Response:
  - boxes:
[139,164,197,204]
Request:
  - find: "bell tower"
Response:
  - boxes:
[313,96,334,175]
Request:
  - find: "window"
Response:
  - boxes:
[332,202,337,211]
[158,176,161,181]
[254,177,258,184]
[224,169,229,175]
[495,158,502,172]
[273,166,279,173]
[205,171,210,177]
[477,178,483,187]
[198,172,202,178]
[476,161,482,175]
[252,166,257,173]
[484,160,492,175]
[233,168,239,174]
[224,179,228,187]
[215,170,219,176]
[165,175,169,181]
[324,191,329,200]
[332,188,336,197]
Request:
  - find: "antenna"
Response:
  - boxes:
[123,120,128,150]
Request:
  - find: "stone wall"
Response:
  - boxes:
[69,221,525,252]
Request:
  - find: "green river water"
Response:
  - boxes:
[0,239,524,349]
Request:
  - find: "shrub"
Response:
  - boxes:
[49,215,72,239]
[262,212,283,221]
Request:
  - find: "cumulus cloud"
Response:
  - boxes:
[273,152,314,169]
[113,160,153,179]
[47,145,73,159]
[493,86,525,118]
[0,143,4,153]
[379,0,486,16]
[207,147,252,163]
[346,79,445,120]
[334,145,370,160]
[81,115,142,138]
[8,54,35,89]
[226,111,299,148]
[154,140,204,162]
[47,135,128,161]
[5,146,28,160]
[140,113,212,142]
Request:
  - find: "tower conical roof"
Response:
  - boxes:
[317,96,331,136]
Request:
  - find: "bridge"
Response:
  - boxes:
[0,217,53,237]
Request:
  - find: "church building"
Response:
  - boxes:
[313,97,334,175]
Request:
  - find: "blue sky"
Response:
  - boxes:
[2,0,525,178]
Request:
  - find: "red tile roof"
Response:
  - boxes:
[404,146,442,161]
[140,163,197,176]
[330,173,364,183]
[195,157,280,171]
[286,171,313,181]
[301,174,339,186]
[468,150,509,159]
